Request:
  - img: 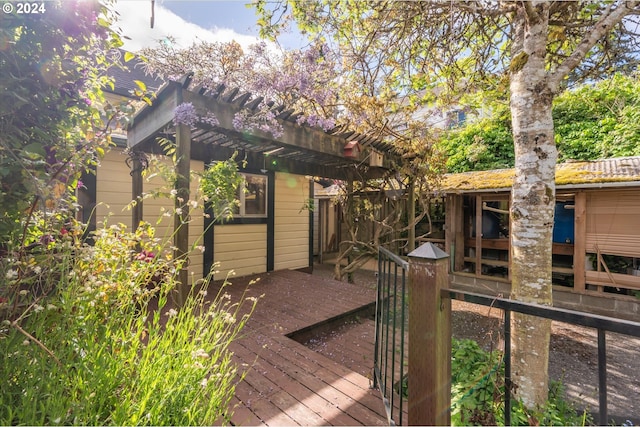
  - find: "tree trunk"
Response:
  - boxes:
[508,3,555,409]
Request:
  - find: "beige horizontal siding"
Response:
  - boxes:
[213,224,267,279]
[96,148,133,228]
[96,150,205,282]
[188,162,204,281]
[274,172,309,271]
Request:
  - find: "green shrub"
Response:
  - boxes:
[1,219,257,425]
[451,338,592,426]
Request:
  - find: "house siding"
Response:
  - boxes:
[213,224,268,279]
[141,155,204,282]
[274,172,310,270]
[96,149,133,228]
[96,148,204,282]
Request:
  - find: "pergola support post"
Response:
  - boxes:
[174,123,191,306]
[131,156,143,231]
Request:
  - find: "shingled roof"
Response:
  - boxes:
[106,50,164,97]
[441,156,640,192]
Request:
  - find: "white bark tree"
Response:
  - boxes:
[256,0,640,407]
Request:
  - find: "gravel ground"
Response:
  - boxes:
[308,263,640,425]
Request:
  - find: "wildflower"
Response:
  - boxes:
[167,308,178,318]
[19,290,28,296]
[195,245,205,253]
[189,200,198,209]
[22,339,30,346]
[33,266,42,275]
[222,312,236,324]
[175,208,182,215]
[170,189,178,197]
[200,378,208,388]
[5,270,18,280]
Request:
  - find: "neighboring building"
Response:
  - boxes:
[439,156,640,320]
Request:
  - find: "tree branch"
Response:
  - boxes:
[549,1,639,92]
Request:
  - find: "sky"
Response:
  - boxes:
[113,0,303,52]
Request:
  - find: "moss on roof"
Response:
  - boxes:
[441,157,640,192]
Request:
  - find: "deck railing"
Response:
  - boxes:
[373,246,409,426]
[373,243,640,426]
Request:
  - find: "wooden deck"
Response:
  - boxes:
[210,269,388,426]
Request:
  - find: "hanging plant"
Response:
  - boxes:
[199,153,245,222]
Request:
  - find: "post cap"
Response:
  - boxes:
[408,242,449,260]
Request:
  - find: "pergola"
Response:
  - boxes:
[127,75,402,301]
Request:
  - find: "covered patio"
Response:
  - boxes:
[126,76,401,299]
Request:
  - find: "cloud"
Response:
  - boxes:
[113,1,262,52]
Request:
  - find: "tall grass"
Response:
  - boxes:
[1,218,257,425]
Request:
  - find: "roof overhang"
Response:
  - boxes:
[439,157,640,194]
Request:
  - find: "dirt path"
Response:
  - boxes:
[307,264,640,425]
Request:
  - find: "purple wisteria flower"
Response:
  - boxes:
[200,112,219,127]
[173,102,198,127]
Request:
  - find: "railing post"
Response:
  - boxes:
[408,243,451,426]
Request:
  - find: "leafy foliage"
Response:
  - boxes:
[554,73,640,162]
[0,0,123,242]
[450,339,592,426]
[200,154,245,222]
[438,104,514,173]
[439,73,640,172]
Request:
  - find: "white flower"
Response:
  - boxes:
[5,270,18,280]
[195,245,205,253]
[192,348,210,359]
[170,189,178,196]
[22,339,30,346]
[175,208,183,215]
[189,200,198,209]
[167,308,178,318]
[33,266,42,275]
[222,312,236,324]
[33,304,44,312]
[200,378,208,388]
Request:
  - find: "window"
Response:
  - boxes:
[446,109,467,129]
[235,173,267,217]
